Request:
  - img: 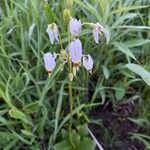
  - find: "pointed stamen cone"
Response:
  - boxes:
[76,65,80,71]
[48,72,51,77]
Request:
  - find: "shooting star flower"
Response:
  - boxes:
[69,17,81,37]
[83,54,93,73]
[46,23,59,44]
[69,38,82,70]
[92,23,109,44]
[44,52,56,73]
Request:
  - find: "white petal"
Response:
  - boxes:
[44,52,56,72]
[93,29,99,44]
[69,17,81,37]
[46,27,54,44]
[54,30,59,41]
[83,57,89,70]
[69,39,82,63]
[96,23,110,44]
[87,55,93,70]
[83,55,93,71]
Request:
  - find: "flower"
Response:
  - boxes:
[44,52,56,73]
[69,39,82,70]
[69,17,81,37]
[92,23,109,44]
[83,55,93,73]
[46,23,59,44]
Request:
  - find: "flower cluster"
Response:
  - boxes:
[44,17,109,77]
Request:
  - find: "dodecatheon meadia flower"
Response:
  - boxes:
[44,52,57,74]
[83,55,93,73]
[69,38,82,70]
[69,17,82,37]
[92,23,110,44]
[46,23,59,45]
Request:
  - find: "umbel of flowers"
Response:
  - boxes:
[44,17,109,78]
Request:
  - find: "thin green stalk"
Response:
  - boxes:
[67,24,76,149]
[58,32,64,50]
[67,24,73,132]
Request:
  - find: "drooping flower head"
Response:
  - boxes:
[92,23,109,44]
[69,38,82,70]
[83,55,93,73]
[69,17,82,37]
[44,52,56,73]
[46,23,59,45]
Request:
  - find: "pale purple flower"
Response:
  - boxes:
[69,39,82,68]
[93,23,110,44]
[44,52,56,72]
[46,23,59,45]
[83,55,93,72]
[69,17,82,37]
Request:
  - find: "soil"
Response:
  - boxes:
[89,100,146,150]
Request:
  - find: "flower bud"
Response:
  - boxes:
[65,0,73,10]
[63,9,71,24]
[69,73,73,81]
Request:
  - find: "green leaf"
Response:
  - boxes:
[61,129,69,140]
[23,102,40,114]
[77,137,96,150]
[126,63,150,86]
[44,4,55,23]
[21,130,35,138]
[77,125,89,137]
[112,13,138,28]
[54,81,67,140]
[70,130,81,146]
[9,108,32,125]
[114,82,126,101]
[125,39,150,47]
[110,5,150,15]
[53,140,72,150]
[114,42,136,60]
[102,66,109,79]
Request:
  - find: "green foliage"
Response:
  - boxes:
[54,126,96,150]
[0,0,150,149]
[126,63,150,86]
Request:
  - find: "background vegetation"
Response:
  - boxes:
[0,0,150,149]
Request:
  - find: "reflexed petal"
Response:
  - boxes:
[69,17,81,37]
[46,23,59,44]
[75,39,82,61]
[83,55,93,71]
[69,41,76,63]
[44,52,56,72]
[93,29,99,44]
[96,23,110,44]
[69,39,82,63]
[54,27,59,41]
[46,27,54,44]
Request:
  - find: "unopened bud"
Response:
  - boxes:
[63,9,70,24]
[65,0,73,10]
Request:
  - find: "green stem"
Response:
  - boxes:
[81,22,94,27]
[58,32,63,50]
[67,24,75,150]
[67,25,73,133]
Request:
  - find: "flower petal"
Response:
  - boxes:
[69,17,81,37]
[44,52,56,72]
[69,39,82,64]
[93,29,99,44]
[83,55,93,71]
[46,27,54,44]
[96,23,110,44]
